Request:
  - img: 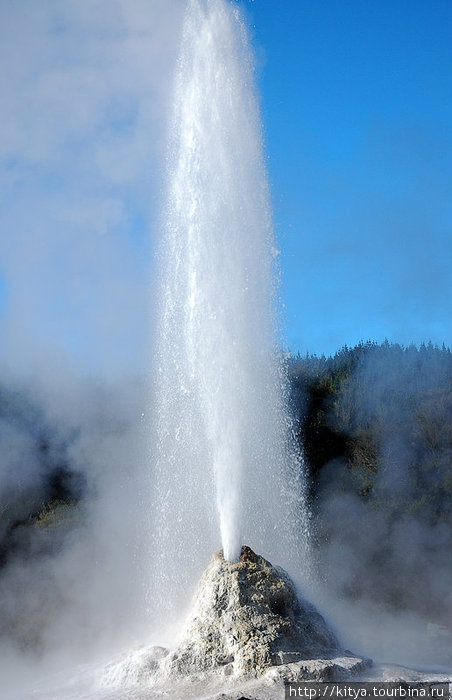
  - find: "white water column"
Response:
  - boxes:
[151,0,310,619]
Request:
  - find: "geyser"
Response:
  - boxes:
[151,0,310,616]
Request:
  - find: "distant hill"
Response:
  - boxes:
[289,341,452,622]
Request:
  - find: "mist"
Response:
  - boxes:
[0,0,185,379]
[0,372,158,693]
[297,343,452,669]
[0,0,186,694]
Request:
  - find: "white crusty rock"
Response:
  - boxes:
[102,546,371,691]
[162,546,350,678]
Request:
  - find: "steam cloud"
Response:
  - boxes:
[313,346,452,669]
[0,0,184,379]
[0,0,184,694]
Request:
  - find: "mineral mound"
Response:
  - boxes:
[165,545,340,677]
[103,546,371,690]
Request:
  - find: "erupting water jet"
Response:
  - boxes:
[151,0,310,617]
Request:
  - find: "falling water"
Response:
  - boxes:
[151,0,310,618]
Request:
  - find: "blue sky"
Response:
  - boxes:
[0,0,451,375]
[246,0,452,354]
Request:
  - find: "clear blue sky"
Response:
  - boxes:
[0,0,451,375]
[245,0,452,355]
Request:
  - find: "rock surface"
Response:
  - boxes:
[163,546,341,678]
[103,546,371,692]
